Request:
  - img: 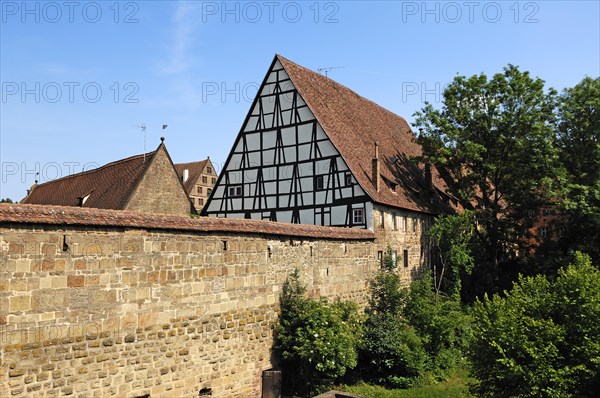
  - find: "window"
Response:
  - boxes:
[207,188,212,196]
[352,208,364,224]
[403,249,409,268]
[344,172,352,186]
[202,176,207,183]
[377,250,383,266]
[379,211,384,229]
[392,250,398,267]
[544,209,554,216]
[315,175,324,190]
[393,215,398,230]
[540,227,548,238]
[402,217,407,232]
[412,218,417,232]
[212,177,216,184]
[198,198,204,205]
[228,185,242,197]
[197,186,202,194]
[207,166,212,173]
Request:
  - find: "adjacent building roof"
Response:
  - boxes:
[22,150,157,209]
[21,141,196,215]
[277,55,454,214]
[174,159,209,192]
[0,204,375,240]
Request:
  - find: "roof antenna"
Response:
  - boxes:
[317,66,344,77]
[132,123,147,161]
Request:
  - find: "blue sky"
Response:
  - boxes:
[1,0,598,201]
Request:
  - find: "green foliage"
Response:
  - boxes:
[469,252,600,398]
[367,247,406,317]
[361,249,426,388]
[0,198,13,203]
[361,313,426,388]
[429,211,476,297]
[555,76,600,263]
[342,365,474,398]
[414,65,560,298]
[403,274,472,377]
[275,269,362,396]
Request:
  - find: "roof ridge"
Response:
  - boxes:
[276,54,410,126]
[31,148,157,188]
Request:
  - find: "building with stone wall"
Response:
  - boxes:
[21,140,195,216]
[175,158,218,213]
[203,55,457,275]
[0,204,375,397]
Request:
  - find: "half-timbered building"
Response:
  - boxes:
[204,54,453,221]
[203,55,456,275]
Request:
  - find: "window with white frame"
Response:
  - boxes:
[353,208,365,224]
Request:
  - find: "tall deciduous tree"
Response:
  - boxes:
[414,65,559,296]
[556,76,600,263]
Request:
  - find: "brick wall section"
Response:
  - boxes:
[0,205,376,397]
[125,146,193,216]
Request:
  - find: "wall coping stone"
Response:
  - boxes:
[0,204,375,240]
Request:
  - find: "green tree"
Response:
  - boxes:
[403,274,471,377]
[556,76,600,263]
[428,210,476,297]
[414,65,560,297]
[360,248,426,388]
[275,269,362,396]
[469,252,600,398]
[0,198,13,203]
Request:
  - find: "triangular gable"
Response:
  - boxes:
[204,56,371,228]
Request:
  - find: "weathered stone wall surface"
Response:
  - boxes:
[372,204,433,284]
[0,208,376,398]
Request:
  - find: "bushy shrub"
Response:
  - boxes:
[361,313,426,388]
[403,273,472,377]
[275,269,362,396]
[360,248,427,387]
[469,252,600,398]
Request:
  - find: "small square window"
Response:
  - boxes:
[212,177,216,184]
[197,186,202,194]
[202,176,207,183]
[315,175,324,190]
[199,198,204,205]
[228,185,242,197]
[352,208,364,224]
[207,166,212,173]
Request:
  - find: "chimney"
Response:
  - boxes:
[424,162,432,189]
[372,142,380,192]
[182,169,189,183]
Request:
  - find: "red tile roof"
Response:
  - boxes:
[22,148,157,209]
[277,55,454,214]
[0,204,375,240]
[174,159,209,193]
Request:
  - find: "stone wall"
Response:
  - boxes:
[372,204,433,284]
[0,205,376,398]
